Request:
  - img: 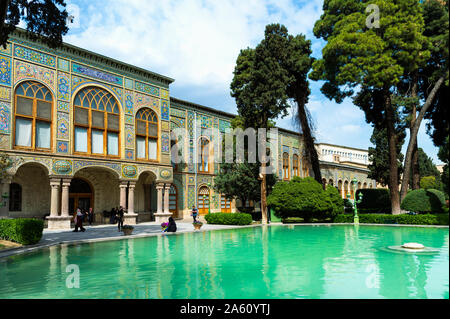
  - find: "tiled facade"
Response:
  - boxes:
[0,29,375,228]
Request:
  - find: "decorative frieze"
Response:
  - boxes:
[72,62,123,86]
[14,45,56,68]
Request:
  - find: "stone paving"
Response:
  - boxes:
[0,219,253,259]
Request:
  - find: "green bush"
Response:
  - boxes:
[334,213,449,225]
[420,176,439,190]
[204,213,252,225]
[0,218,44,245]
[355,188,391,214]
[400,189,446,213]
[267,177,344,222]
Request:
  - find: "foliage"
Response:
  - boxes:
[400,189,446,213]
[121,225,134,230]
[193,220,203,225]
[334,213,448,225]
[267,177,344,222]
[367,126,405,187]
[204,213,252,225]
[0,218,44,245]
[355,189,391,214]
[438,136,449,197]
[213,115,277,207]
[1,0,69,49]
[419,176,441,190]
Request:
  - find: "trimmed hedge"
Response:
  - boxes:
[204,213,252,225]
[334,213,449,225]
[400,189,446,213]
[355,189,391,214]
[0,218,44,245]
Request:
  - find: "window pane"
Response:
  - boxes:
[108,113,119,131]
[35,121,51,148]
[107,132,119,156]
[75,127,88,152]
[92,110,104,128]
[136,121,146,135]
[16,97,33,116]
[75,107,88,125]
[36,100,51,120]
[136,136,146,158]
[148,139,157,160]
[15,118,32,147]
[91,130,104,154]
[149,123,158,137]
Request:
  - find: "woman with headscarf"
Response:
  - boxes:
[164,217,177,233]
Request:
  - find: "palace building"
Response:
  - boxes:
[0,29,376,229]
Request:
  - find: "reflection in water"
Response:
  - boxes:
[0,225,448,299]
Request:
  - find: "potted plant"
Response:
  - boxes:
[193,220,203,230]
[122,225,134,235]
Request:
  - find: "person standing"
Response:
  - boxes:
[73,208,86,232]
[88,207,94,225]
[117,206,124,232]
[191,205,199,222]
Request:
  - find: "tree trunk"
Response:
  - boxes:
[295,95,322,185]
[411,76,420,190]
[384,91,401,215]
[400,75,445,201]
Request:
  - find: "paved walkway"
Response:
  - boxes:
[0,221,251,259]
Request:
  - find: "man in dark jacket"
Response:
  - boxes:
[117,206,124,231]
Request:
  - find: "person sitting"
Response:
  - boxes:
[164,217,177,233]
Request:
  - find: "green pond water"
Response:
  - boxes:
[0,225,448,299]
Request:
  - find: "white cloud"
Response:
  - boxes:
[64,0,323,95]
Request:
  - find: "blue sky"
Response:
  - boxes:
[62,0,442,164]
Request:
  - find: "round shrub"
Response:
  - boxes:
[400,189,446,213]
[267,177,344,222]
[204,213,252,225]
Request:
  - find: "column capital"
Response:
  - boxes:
[156,183,164,190]
[61,178,72,187]
[128,182,136,188]
[50,179,61,187]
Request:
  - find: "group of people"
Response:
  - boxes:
[72,205,200,233]
[72,207,94,232]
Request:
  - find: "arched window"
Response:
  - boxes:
[221,194,232,213]
[9,183,22,211]
[14,81,53,150]
[329,179,334,186]
[136,108,158,161]
[73,87,120,156]
[302,158,309,177]
[198,137,210,173]
[169,184,177,214]
[322,178,327,188]
[292,154,299,177]
[282,152,289,180]
[338,180,343,198]
[344,181,349,198]
[197,186,210,215]
[363,182,367,189]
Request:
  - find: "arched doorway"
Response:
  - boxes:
[69,178,93,214]
[197,186,210,215]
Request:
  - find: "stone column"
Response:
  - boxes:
[50,179,60,217]
[119,182,128,209]
[154,182,171,223]
[0,176,12,219]
[123,182,138,225]
[61,179,71,217]
[127,182,135,215]
[163,183,170,214]
[47,178,71,230]
[156,183,163,214]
